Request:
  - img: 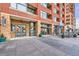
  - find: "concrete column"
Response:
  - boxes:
[26,23,29,36]
[35,20,41,36]
[1,13,11,39]
[51,23,54,35]
[0,24,1,33]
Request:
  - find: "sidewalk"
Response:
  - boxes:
[0,36,67,56]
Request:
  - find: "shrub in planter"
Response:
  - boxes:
[0,34,6,42]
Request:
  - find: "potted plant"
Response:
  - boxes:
[0,33,6,42]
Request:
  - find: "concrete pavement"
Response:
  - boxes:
[40,36,79,56]
[0,36,79,56]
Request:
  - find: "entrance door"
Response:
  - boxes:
[16,24,26,37]
[29,22,36,36]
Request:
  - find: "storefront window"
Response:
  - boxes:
[41,23,51,35]
[11,24,16,32]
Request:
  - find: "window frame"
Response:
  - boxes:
[40,11,47,19]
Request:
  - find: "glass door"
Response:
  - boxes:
[29,22,36,36]
[16,24,26,37]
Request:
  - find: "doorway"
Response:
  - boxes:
[16,24,26,37]
[29,22,36,36]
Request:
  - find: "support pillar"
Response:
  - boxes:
[35,20,41,36]
[1,13,11,39]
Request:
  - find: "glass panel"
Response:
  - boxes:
[17,4,27,12]
[54,3,57,6]
[53,16,56,22]
[10,3,17,9]
[53,8,57,14]
[27,8,35,14]
[11,24,16,32]
[30,22,36,36]
[40,11,47,19]
[41,3,47,7]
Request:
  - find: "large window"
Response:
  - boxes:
[53,16,57,22]
[60,13,62,17]
[54,3,57,6]
[17,3,27,12]
[41,3,47,7]
[53,8,57,14]
[10,3,17,9]
[27,4,37,14]
[10,3,27,12]
[40,11,47,19]
[10,3,37,14]
[41,23,51,35]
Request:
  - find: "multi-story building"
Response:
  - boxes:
[64,3,75,32]
[0,3,65,39]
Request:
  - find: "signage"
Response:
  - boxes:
[1,16,6,27]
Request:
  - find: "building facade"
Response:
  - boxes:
[64,3,75,32]
[0,3,66,39]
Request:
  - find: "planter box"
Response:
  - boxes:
[0,37,6,42]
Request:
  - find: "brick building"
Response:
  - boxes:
[0,3,72,39]
[64,3,75,32]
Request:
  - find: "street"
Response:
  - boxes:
[0,36,79,56]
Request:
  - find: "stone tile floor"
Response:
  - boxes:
[0,36,79,56]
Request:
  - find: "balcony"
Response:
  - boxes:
[66,22,70,25]
[57,10,60,17]
[54,21,60,25]
[57,18,60,22]
[47,3,52,10]
[27,3,38,8]
[27,4,37,15]
[47,13,52,19]
[41,3,52,10]
[57,3,60,8]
